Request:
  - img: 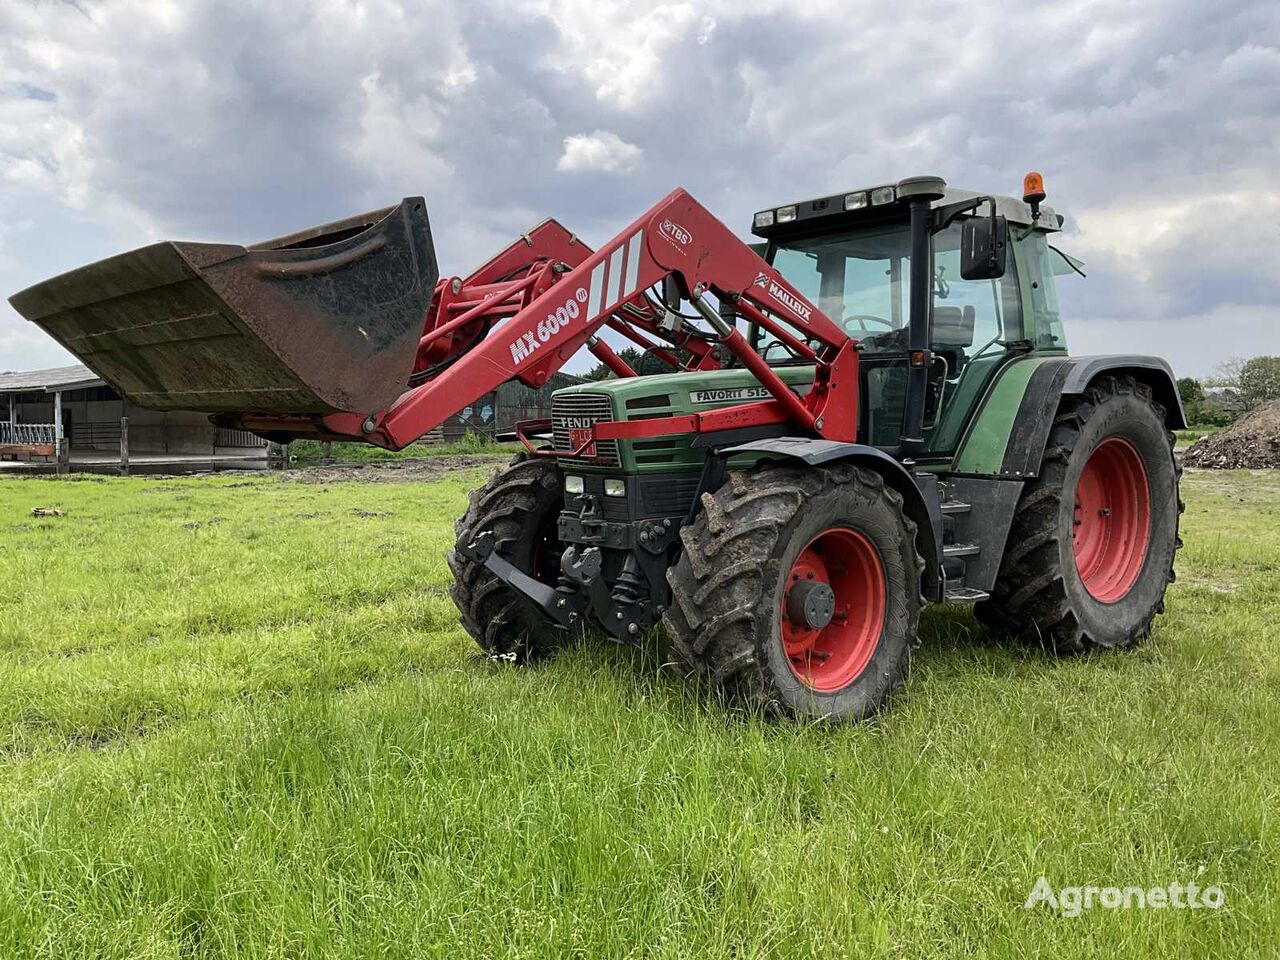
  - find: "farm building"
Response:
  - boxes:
[0,364,265,465]
[1,363,584,465]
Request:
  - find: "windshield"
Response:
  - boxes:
[768,222,913,355]
[765,220,1018,357]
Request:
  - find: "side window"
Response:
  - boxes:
[760,247,823,363]
[1016,231,1068,351]
[930,223,1020,358]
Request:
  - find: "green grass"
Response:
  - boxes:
[1173,426,1225,446]
[0,468,1276,958]
[290,434,523,463]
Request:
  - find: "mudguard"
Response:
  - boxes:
[718,438,943,599]
[954,354,1186,480]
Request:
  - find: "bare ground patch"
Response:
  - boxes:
[275,454,510,484]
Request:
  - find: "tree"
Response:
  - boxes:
[1238,356,1280,410]
[1175,374,1234,426]
[583,346,645,381]
[1204,358,1244,390]
[1177,377,1204,407]
[1176,376,1230,426]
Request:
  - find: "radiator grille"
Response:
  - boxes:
[551,392,620,467]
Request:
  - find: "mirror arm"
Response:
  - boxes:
[931,197,983,233]
[982,197,1002,276]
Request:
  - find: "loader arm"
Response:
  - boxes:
[12,187,860,451]
[329,188,859,450]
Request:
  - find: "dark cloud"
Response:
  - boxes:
[1,0,1278,374]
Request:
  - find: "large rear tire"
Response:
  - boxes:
[975,374,1182,653]
[448,455,567,662]
[663,463,924,721]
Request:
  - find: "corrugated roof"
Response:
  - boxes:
[0,364,106,393]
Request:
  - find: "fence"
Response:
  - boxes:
[215,426,268,448]
[69,421,121,449]
[0,423,56,445]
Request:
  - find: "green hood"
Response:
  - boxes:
[554,365,815,473]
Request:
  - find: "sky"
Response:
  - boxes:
[1,0,1278,379]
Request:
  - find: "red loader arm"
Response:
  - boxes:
[239,188,859,450]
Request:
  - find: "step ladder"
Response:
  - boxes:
[939,495,990,604]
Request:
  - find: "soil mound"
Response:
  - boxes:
[1183,402,1280,469]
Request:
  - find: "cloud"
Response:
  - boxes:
[556,130,643,173]
[0,0,1277,376]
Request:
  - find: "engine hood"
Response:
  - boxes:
[554,365,815,417]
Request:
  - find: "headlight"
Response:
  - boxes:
[753,210,775,229]
[604,478,626,498]
[776,205,798,223]
[844,191,868,211]
[564,475,584,495]
[869,186,896,206]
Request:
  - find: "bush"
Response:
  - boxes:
[449,430,499,453]
[1177,376,1204,407]
[1182,397,1235,428]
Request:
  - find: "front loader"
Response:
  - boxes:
[10,173,1184,721]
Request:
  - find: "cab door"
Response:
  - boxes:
[922,222,1022,455]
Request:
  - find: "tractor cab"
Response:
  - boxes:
[751,176,1071,455]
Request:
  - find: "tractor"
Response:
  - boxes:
[10,173,1184,720]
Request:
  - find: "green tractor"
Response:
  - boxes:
[448,174,1183,720]
[11,173,1184,721]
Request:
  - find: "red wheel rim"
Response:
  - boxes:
[780,527,885,692]
[1072,437,1151,603]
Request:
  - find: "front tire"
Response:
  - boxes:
[976,374,1182,653]
[448,455,566,662]
[663,463,923,721]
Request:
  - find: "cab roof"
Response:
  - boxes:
[751,176,1062,241]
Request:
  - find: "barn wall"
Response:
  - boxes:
[124,407,216,454]
[5,390,219,454]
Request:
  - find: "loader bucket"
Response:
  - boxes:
[8,198,437,415]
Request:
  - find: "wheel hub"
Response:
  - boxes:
[786,580,836,630]
[780,527,886,693]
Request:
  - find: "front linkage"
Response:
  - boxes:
[458,477,684,643]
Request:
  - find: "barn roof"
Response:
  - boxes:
[0,364,106,394]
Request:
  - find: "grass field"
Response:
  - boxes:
[0,464,1276,958]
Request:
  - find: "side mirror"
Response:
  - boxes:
[960,213,1007,280]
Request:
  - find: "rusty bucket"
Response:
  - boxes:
[8,198,437,415]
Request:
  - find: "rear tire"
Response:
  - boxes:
[663,463,924,721]
[448,455,567,662]
[975,374,1183,653]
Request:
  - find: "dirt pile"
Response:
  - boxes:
[1183,402,1280,469]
